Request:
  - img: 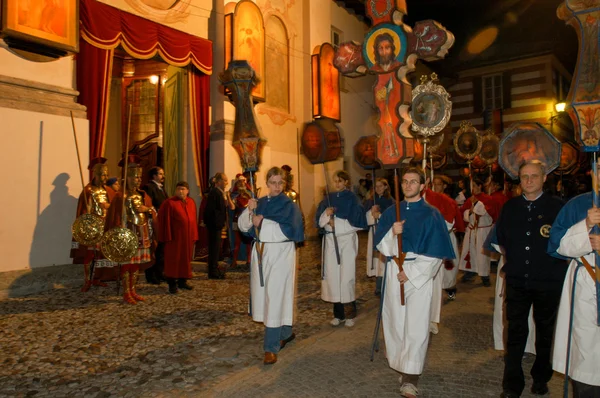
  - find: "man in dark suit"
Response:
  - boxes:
[204,172,234,279]
[143,167,169,284]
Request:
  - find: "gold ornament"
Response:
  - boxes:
[540,224,551,238]
[71,213,105,246]
[101,227,139,263]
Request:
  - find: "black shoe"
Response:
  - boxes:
[461,272,475,283]
[482,277,491,287]
[531,382,548,395]
[208,273,225,280]
[500,390,520,398]
[178,280,193,290]
[146,276,160,285]
[168,284,178,294]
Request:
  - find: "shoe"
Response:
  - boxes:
[168,283,178,294]
[482,277,491,287]
[429,322,439,335]
[263,352,277,365]
[447,292,456,301]
[500,391,520,398]
[531,382,548,395]
[345,318,355,327]
[399,382,419,398]
[330,318,345,326]
[146,278,160,285]
[461,272,474,283]
[208,273,225,280]
[178,281,193,290]
[280,333,296,350]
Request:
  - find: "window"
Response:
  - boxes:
[482,74,503,110]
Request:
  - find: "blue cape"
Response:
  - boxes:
[365,195,395,213]
[484,224,499,253]
[315,189,368,230]
[548,192,591,260]
[247,193,304,242]
[373,198,455,259]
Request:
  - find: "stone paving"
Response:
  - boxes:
[0,233,567,397]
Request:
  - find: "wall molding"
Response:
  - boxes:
[0,74,87,118]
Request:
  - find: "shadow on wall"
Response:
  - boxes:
[29,173,78,268]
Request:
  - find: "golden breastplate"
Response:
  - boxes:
[89,185,108,217]
[125,192,147,226]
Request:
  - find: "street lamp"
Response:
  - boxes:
[550,102,567,133]
[555,102,566,113]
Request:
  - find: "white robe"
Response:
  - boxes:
[491,244,536,354]
[459,201,494,276]
[441,222,460,289]
[319,211,361,303]
[238,209,296,328]
[553,219,600,386]
[366,209,385,278]
[377,228,442,375]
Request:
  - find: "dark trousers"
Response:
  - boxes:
[503,283,562,395]
[207,228,223,276]
[573,380,600,397]
[333,301,357,320]
[145,242,164,282]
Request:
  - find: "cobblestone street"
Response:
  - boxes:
[0,233,565,397]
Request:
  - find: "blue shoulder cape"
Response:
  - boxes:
[484,224,499,253]
[373,198,455,259]
[315,189,368,230]
[247,193,304,242]
[548,192,591,260]
[364,195,395,212]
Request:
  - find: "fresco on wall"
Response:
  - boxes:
[265,15,289,112]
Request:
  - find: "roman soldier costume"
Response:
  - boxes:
[71,157,117,292]
[105,155,156,304]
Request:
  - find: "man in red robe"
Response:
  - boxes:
[158,181,198,294]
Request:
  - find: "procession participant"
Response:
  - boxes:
[488,175,510,209]
[423,179,465,334]
[548,189,600,397]
[230,174,253,268]
[105,155,156,304]
[238,167,304,365]
[374,167,455,398]
[143,167,169,285]
[71,157,116,292]
[316,170,367,327]
[458,178,499,286]
[365,177,395,295]
[157,181,198,294]
[204,172,235,279]
[106,177,120,193]
[495,161,568,398]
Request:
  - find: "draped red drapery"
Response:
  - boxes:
[76,0,212,191]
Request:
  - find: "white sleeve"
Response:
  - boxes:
[366,209,376,226]
[557,219,593,258]
[259,219,288,242]
[473,201,487,216]
[376,227,397,257]
[238,208,252,233]
[463,209,470,223]
[445,220,454,231]
[403,254,442,290]
[318,210,330,228]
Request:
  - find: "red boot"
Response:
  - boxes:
[129,269,145,302]
[121,269,136,305]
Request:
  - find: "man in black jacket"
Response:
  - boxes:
[496,161,569,398]
[204,172,234,279]
[143,167,169,284]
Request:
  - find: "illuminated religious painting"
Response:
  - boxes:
[362,23,407,74]
[226,0,265,102]
[311,43,340,122]
[353,135,380,169]
[1,0,79,53]
[499,122,562,180]
[453,121,482,162]
[265,15,289,112]
[555,141,582,175]
[301,119,343,165]
[410,74,452,137]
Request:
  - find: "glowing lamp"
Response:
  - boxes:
[555,102,566,113]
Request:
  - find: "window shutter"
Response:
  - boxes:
[472,77,483,114]
[502,72,512,109]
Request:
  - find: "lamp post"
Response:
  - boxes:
[550,101,566,133]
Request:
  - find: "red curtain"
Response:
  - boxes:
[189,70,210,193]
[77,0,212,187]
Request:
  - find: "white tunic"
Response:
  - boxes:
[238,208,296,328]
[459,201,494,276]
[366,209,385,278]
[377,227,442,375]
[491,244,536,354]
[553,219,600,386]
[319,211,361,303]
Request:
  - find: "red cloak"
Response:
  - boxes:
[158,196,198,279]
[424,189,466,233]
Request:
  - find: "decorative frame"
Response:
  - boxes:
[410,74,452,137]
[0,0,79,54]
[479,131,500,165]
[453,121,482,161]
